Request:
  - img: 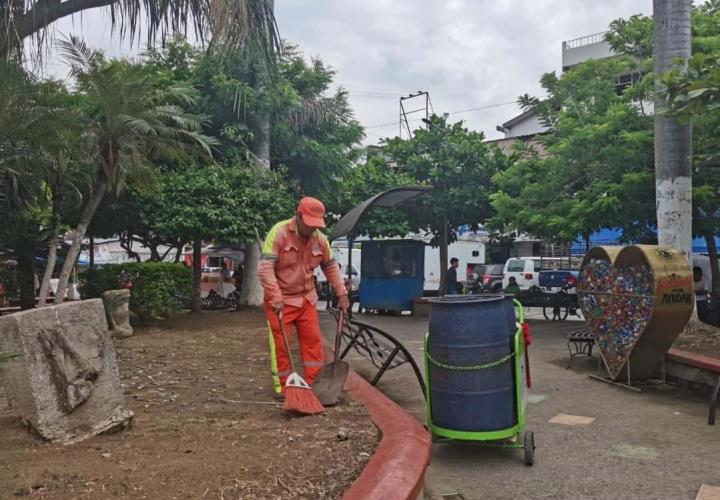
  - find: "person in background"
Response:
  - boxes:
[504,276,521,295]
[447,258,461,295]
[694,266,710,323]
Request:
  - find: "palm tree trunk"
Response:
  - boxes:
[54,179,107,303]
[653,0,693,259]
[37,234,58,306]
[239,1,274,308]
[39,184,64,306]
[191,237,203,312]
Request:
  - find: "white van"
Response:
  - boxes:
[502,257,543,290]
[503,257,569,290]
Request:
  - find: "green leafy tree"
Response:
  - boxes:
[146,162,295,311]
[53,37,216,303]
[145,37,363,306]
[325,155,415,238]
[491,58,655,246]
[381,115,507,293]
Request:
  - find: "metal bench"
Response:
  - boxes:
[566,328,598,368]
[328,310,426,398]
[665,348,720,426]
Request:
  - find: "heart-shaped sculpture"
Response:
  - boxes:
[578,245,693,381]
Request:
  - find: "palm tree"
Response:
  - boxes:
[653,0,693,258]
[53,37,216,303]
[1,0,278,62]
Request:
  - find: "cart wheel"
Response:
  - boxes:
[523,431,535,466]
[543,306,568,321]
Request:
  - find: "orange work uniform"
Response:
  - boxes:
[258,218,346,388]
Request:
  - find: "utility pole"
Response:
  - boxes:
[400,91,432,139]
[653,0,693,259]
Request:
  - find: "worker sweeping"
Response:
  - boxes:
[258,197,349,412]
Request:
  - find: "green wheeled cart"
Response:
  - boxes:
[424,298,535,465]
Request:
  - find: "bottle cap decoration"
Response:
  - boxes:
[578,245,693,381]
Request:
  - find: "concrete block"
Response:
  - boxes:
[0,299,133,443]
[101,289,133,338]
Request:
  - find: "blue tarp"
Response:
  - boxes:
[570,227,720,255]
[35,256,90,265]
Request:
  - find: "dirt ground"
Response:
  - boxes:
[672,318,720,358]
[0,310,378,499]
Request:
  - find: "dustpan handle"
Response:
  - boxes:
[334,310,344,361]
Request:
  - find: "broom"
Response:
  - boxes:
[276,312,325,415]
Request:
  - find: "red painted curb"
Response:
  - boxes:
[341,369,431,500]
[667,347,720,373]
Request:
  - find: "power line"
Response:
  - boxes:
[364,100,517,129]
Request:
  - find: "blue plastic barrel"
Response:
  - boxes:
[428,295,516,432]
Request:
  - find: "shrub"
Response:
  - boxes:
[81,262,192,324]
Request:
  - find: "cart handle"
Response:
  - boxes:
[513,298,524,324]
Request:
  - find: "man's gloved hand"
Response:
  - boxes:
[272,302,284,315]
[337,294,350,312]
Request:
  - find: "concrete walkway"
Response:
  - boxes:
[319,308,720,500]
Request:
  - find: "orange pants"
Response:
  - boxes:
[264,299,324,389]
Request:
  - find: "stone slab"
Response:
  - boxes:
[0,299,133,443]
[696,485,720,500]
[608,444,660,460]
[549,413,595,426]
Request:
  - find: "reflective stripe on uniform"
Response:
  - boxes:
[262,219,292,256]
[321,233,333,260]
[303,361,324,367]
[267,322,282,394]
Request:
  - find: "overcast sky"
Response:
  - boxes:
[41,1,654,144]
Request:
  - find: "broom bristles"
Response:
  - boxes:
[283,386,325,415]
[282,372,325,415]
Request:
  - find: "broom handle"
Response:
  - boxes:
[334,310,344,361]
[276,312,297,374]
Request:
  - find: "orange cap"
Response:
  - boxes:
[298,197,326,228]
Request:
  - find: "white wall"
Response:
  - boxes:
[505,113,548,138]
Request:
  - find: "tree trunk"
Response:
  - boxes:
[439,216,449,296]
[54,179,107,303]
[37,234,58,307]
[89,235,95,268]
[191,237,202,312]
[239,15,273,308]
[653,0,693,259]
[174,242,183,263]
[39,182,64,306]
[17,252,35,311]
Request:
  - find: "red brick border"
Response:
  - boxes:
[341,369,431,500]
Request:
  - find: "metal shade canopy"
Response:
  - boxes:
[329,185,433,241]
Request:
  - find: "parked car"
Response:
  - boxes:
[538,270,579,293]
[466,263,504,293]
